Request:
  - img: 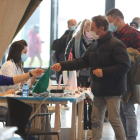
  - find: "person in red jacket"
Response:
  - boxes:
[106,8,140,140]
[28,25,42,66]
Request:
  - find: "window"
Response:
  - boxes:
[115,0,140,24]
[7,0,51,68]
[58,0,105,38]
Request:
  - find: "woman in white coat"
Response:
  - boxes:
[1,40,35,92]
[1,40,52,140]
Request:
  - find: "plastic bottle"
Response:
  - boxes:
[22,84,29,97]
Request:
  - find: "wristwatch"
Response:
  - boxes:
[29,71,33,77]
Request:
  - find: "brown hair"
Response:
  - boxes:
[91,15,109,31]
[7,40,27,70]
[106,8,124,20]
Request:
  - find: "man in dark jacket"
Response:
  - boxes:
[51,19,77,83]
[106,8,140,140]
[51,15,131,140]
[57,19,77,59]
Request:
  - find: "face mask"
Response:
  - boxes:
[71,26,75,31]
[109,23,118,32]
[21,54,28,62]
[89,31,100,40]
[85,32,93,39]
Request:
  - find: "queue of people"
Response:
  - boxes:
[51,8,140,140]
[0,7,140,140]
[0,40,52,140]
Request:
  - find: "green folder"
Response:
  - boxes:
[32,66,50,94]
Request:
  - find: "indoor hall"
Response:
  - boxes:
[0,0,140,140]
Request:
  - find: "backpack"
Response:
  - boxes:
[51,39,60,52]
[127,47,140,85]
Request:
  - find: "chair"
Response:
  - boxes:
[0,117,6,126]
[6,97,59,140]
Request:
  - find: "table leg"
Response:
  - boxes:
[33,104,42,140]
[34,104,41,129]
[71,101,77,140]
[54,103,60,140]
[30,104,35,128]
[78,100,84,140]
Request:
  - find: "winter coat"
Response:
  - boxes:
[60,31,131,96]
[123,47,140,104]
[51,30,73,63]
[65,31,93,77]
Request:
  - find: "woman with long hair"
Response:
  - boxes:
[1,39,52,140]
[1,40,36,91]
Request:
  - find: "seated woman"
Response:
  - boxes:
[1,40,35,91]
[1,39,52,140]
[0,68,44,117]
[0,67,44,140]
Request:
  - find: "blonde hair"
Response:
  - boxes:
[80,19,91,33]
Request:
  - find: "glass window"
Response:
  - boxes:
[7,0,51,68]
[58,0,105,38]
[115,0,140,24]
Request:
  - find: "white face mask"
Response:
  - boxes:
[89,31,100,40]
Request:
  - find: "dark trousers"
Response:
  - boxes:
[83,99,92,130]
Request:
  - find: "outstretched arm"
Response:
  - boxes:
[13,67,44,84]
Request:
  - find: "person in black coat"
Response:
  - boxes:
[51,19,77,82]
[51,15,131,140]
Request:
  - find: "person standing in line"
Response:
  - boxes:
[51,19,77,83]
[65,19,94,130]
[51,15,131,140]
[106,8,140,140]
[132,17,140,29]
[130,21,138,29]
[51,19,77,110]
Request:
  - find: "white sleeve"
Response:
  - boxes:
[27,79,32,88]
[1,62,21,91]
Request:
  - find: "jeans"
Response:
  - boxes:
[91,96,126,140]
[120,96,138,140]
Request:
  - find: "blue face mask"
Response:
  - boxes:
[109,23,118,32]
[71,26,75,31]
[21,54,28,62]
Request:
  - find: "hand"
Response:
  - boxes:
[51,63,61,71]
[6,89,15,95]
[93,69,103,77]
[31,67,45,77]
